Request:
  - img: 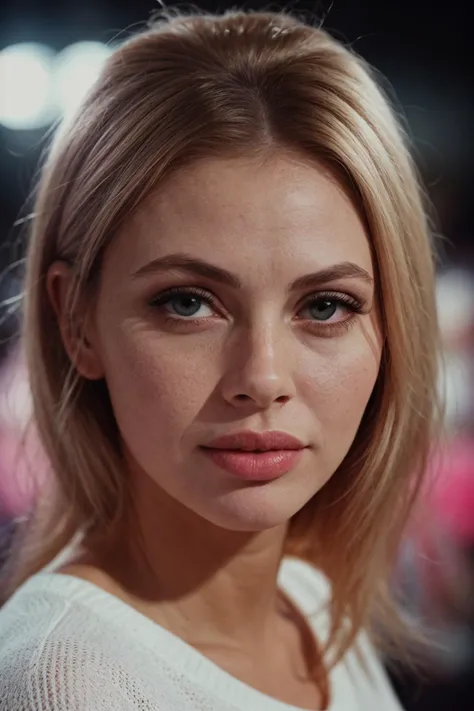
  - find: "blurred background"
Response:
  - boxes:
[0,1,473,709]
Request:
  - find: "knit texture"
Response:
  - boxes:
[0,557,402,710]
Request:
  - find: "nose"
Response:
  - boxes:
[221,325,295,410]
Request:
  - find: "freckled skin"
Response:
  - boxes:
[92,153,382,532]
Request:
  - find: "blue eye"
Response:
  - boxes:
[306,298,338,321]
[166,294,204,317]
[149,287,215,320]
[297,292,364,325]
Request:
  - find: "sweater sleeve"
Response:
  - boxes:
[0,637,147,711]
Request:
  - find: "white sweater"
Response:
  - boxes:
[0,557,403,710]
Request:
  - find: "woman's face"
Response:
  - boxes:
[89,153,382,531]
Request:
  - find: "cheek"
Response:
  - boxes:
[296,334,381,486]
[100,322,218,441]
[301,333,381,435]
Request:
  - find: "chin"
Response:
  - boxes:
[194,484,313,532]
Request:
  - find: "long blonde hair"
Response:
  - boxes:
[2,9,441,670]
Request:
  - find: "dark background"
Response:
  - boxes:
[1,0,473,274]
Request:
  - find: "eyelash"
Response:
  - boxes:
[149,287,217,320]
[148,286,367,335]
[297,291,366,334]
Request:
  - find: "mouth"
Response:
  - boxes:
[200,431,307,481]
[202,430,306,453]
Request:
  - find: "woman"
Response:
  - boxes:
[0,10,441,711]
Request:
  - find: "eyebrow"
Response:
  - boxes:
[131,253,373,290]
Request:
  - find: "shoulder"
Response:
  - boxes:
[0,573,134,710]
[279,556,332,618]
[340,632,404,710]
[279,558,404,710]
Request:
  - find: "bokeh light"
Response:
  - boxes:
[0,42,56,130]
[54,41,113,121]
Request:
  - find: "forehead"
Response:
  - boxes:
[108,153,373,282]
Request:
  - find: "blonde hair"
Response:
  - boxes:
[2,8,441,675]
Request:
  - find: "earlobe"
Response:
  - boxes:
[46,261,105,380]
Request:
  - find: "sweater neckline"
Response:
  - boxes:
[22,558,347,711]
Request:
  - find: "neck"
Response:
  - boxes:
[84,473,289,656]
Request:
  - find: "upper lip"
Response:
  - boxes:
[202,431,306,452]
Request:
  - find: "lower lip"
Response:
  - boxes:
[201,448,304,481]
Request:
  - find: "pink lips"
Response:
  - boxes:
[200,431,306,481]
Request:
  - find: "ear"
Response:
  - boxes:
[46,261,104,380]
